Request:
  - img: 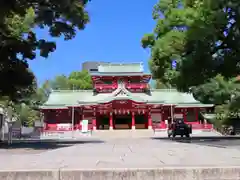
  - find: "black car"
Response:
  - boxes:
[167,119,192,138]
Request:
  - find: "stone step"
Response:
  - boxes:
[92,129,154,138]
[153,129,222,137]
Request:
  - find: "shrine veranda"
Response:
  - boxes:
[40,63,214,132]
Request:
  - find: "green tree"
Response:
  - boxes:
[151,79,169,89]
[142,0,198,88]
[43,70,92,90]
[142,0,240,90]
[0,0,90,99]
[143,0,240,125]
[15,103,39,127]
[50,75,70,90]
[68,70,92,90]
[37,80,53,102]
[0,81,41,127]
[192,75,237,105]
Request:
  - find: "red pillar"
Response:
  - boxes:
[148,112,152,129]
[144,113,148,128]
[109,113,113,130]
[92,118,96,130]
[132,112,135,130]
[161,110,166,129]
[92,108,96,130]
[79,113,84,130]
[195,108,199,123]
[183,108,187,122]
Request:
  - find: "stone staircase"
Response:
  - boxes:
[39,128,222,140]
[92,129,154,138]
[153,128,221,137]
[40,130,92,140]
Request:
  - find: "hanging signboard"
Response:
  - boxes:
[81,120,89,133]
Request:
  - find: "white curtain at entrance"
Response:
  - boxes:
[151,113,162,123]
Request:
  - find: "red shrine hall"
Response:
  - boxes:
[40,63,214,131]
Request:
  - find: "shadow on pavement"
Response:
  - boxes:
[152,136,240,140]
[0,140,105,150]
[152,136,240,148]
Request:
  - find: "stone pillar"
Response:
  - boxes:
[148,112,152,129]
[131,112,135,130]
[109,112,113,130]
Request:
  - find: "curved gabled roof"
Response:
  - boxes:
[40,89,213,109]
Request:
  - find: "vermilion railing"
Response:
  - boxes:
[126,83,148,89]
[153,123,167,129]
[44,123,93,131]
[153,123,213,130]
[190,123,213,129]
[95,84,117,89]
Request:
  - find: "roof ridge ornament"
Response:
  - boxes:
[113,87,127,97]
[112,79,131,96]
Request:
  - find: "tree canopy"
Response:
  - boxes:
[48,70,92,90]
[0,0,92,127]
[0,70,92,126]
[37,70,92,105]
[151,79,169,89]
[142,0,240,89]
[0,0,90,99]
[143,0,240,124]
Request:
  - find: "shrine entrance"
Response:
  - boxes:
[97,115,110,130]
[113,114,131,129]
[135,114,148,129]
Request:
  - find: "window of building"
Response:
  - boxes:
[102,80,113,84]
[89,68,98,72]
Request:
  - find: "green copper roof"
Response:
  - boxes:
[90,72,150,76]
[201,113,216,120]
[41,89,213,109]
[40,105,69,109]
[176,104,213,107]
[97,62,144,73]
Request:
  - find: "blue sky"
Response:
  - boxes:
[28,0,157,84]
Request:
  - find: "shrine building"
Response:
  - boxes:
[40,63,214,131]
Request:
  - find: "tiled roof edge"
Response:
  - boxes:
[51,90,93,93]
[99,62,144,66]
[150,89,179,92]
[51,89,188,93]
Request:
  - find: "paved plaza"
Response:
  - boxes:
[1,135,240,171]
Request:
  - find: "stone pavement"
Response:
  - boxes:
[1,137,240,170]
[1,136,240,179]
[154,129,221,137]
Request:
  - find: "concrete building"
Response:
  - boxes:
[82,61,110,72]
